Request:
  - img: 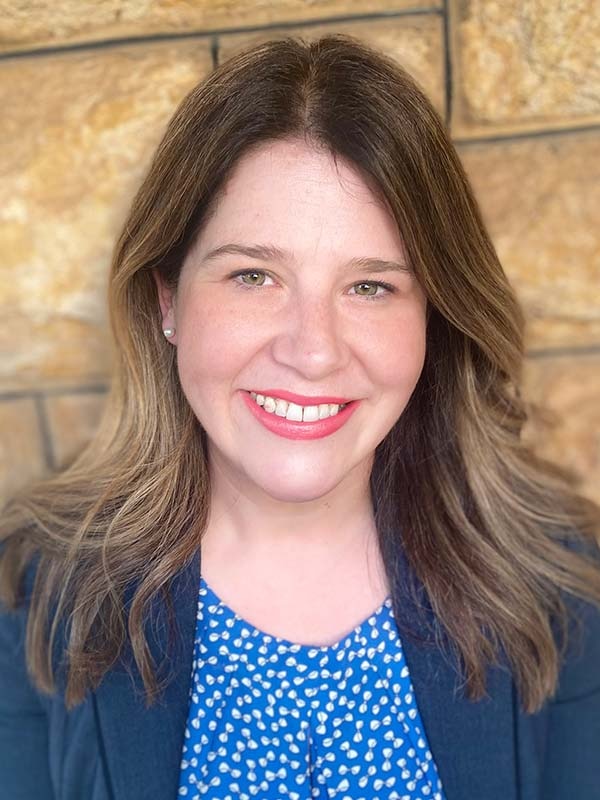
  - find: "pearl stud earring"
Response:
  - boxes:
[163,327,176,338]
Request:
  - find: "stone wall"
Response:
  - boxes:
[1,1,598,504]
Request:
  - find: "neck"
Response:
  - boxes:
[204,454,377,552]
[200,454,390,613]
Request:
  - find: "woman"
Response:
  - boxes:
[1,34,599,800]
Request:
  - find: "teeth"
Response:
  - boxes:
[275,398,288,417]
[280,401,302,422]
[250,392,347,422]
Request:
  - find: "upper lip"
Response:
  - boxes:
[247,389,352,405]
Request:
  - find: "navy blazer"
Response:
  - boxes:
[1,546,599,800]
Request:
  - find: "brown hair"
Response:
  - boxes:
[1,34,599,713]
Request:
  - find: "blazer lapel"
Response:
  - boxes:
[93,548,201,800]
[402,632,517,800]
[393,539,518,800]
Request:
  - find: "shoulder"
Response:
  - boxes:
[554,534,600,700]
[553,592,600,702]
[0,548,48,711]
[536,592,600,796]
[0,534,41,641]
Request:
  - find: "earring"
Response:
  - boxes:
[163,327,176,338]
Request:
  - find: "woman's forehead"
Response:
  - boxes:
[189,139,405,262]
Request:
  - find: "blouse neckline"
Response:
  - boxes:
[199,575,393,655]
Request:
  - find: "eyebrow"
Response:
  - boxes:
[200,243,412,274]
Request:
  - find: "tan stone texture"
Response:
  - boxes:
[521,354,600,505]
[0,397,46,503]
[218,15,445,116]
[44,391,107,468]
[0,1,441,52]
[451,0,600,137]
[459,131,600,351]
[0,41,212,391]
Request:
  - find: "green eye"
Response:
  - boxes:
[239,271,266,286]
[230,269,270,287]
[355,283,378,296]
[351,281,396,300]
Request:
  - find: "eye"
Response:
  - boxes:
[229,269,273,288]
[350,281,397,301]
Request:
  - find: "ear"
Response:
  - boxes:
[152,269,178,345]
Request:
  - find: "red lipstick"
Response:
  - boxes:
[241,391,359,441]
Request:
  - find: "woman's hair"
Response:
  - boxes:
[1,34,599,714]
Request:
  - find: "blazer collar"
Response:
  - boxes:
[93,547,517,800]
[93,548,201,800]
[391,540,518,800]
[401,630,517,799]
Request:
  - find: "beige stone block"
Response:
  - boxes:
[0,397,47,504]
[0,1,441,52]
[450,0,600,138]
[218,15,445,116]
[0,41,212,391]
[521,354,600,505]
[44,391,107,468]
[459,131,600,351]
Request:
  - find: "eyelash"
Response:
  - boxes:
[227,269,397,302]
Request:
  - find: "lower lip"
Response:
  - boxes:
[241,392,360,440]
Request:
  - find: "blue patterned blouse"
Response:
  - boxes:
[177,576,446,800]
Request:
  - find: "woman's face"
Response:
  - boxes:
[155,139,427,504]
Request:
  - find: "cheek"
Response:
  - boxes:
[175,299,255,385]
[387,341,426,391]
[360,309,427,388]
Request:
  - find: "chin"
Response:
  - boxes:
[252,477,342,504]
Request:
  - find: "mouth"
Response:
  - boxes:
[245,390,350,417]
[241,390,360,440]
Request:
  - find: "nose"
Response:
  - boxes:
[269,289,351,379]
